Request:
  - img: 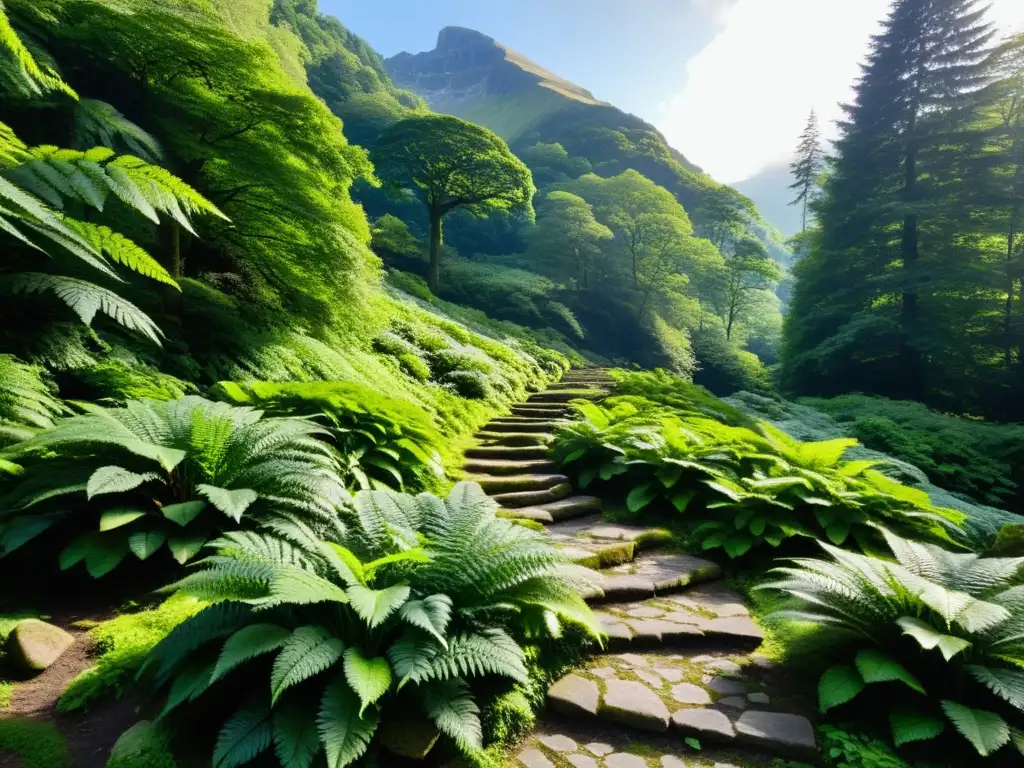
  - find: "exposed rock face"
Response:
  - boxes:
[386,26,602,116]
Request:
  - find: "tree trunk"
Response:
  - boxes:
[801,194,808,233]
[428,206,443,293]
[899,111,922,398]
[164,222,183,315]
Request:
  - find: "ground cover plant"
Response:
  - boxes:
[137,482,600,766]
[0,396,347,576]
[551,373,964,560]
[760,530,1024,760]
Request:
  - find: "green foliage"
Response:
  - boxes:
[66,358,196,405]
[107,721,178,768]
[0,354,65,447]
[0,396,347,575]
[209,380,445,493]
[59,595,204,712]
[802,395,1024,509]
[692,327,772,396]
[141,482,600,766]
[0,717,69,768]
[761,530,1024,758]
[774,725,918,768]
[552,379,964,561]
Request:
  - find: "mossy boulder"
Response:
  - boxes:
[107,721,177,768]
[6,619,73,675]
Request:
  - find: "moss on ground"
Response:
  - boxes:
[58,595,203,713]
[0,717,69,767]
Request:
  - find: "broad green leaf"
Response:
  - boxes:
[162,500,207,527]
[168,532,208,564]
[160,658,215,717]
[897,617,972,661]
[748,515,767,536]
[273,699,320,768]
[703,480,743,501]
[657,464,683,488]
[671,491,694,513]
[268,566,350,607]
[418,679,481,753]
[579,466,598,488]
[212,623,291,683]
[343,648,392,716]
[855,649,926,694]
[825,519,851,545]
[85,533,130,578]
[890,707,945,746]
[323,543,365,586]
[818,665,864,712]
[599,462,628,480]
[213,703,272,768]
[733,508,755,530]
[941,700,1010,756]
[626,482,658,513]
[129,530,166,560]
[99,507,146,531]
[198,485,258,523]
[398,594,453,648]
[723,533,753,559]
[347,584,411,629]
[0,515,54,555]
[87,466,159,499]
[59,533,94,570]
[271,626,344,704]
[363,548,431,577]
[318,678,378,768]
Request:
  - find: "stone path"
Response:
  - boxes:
[460,369,817,767]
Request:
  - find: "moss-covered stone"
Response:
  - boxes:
[107,721,177,768]
[6,619,73,675]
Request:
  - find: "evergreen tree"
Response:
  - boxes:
[784,0,997,405]
[788,109,824,232]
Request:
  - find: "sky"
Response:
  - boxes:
[322,0,1024,185]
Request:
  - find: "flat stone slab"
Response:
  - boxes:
[707,677,746,696]
[465,444,549,460]
[470,474,569,493]
[515,496,602,523]
[593,576,655,603]
[605,553,722,593]
[538,734,577,752]
[698,616,764,646]
[485,420,565,433]
[605,755,647,768]
[600,679,670,732]
[734,711,817,759]
[476,431,553,446]
[666,583,751,618]
[670,683,711,705]
[528,390,605,403]
[548,674,600,716]
[493,483,573,508]
[671,708,736,743]
[462,458,559,476]
[567,755,598,768]
[517,747,554,768]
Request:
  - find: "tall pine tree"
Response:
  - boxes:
[783,0,996,406]
[788,109,824,232]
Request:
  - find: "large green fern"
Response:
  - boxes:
[0,354,65,448]
[760,530,1024,758]
[0,396,347,575]
[138,482,601,766]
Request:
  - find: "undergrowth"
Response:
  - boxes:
[0,718,69,767]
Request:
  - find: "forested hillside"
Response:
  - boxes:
[2,1,1024,767]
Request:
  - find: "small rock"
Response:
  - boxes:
[548,674,600,716]
[751,654,777,669]
[601,679,670,732]
[707,677,746,696]
[538,734,577,753]
[517,748,554,768]
[671,683,711,705]
[748,692,771,705]
[635,669,665,689]
[655,666,683,683]
[586,742,613,756]
[6,619,74,674]
[616,653,650,667]
[591,666,617,679]
[605,754,648,768]
[567,756,598,768]
[670,708,736,743]
[735,711,817,759]
[717,696,747,710]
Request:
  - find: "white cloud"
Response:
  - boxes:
[658,0,1024,184]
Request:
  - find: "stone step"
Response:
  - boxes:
[543,650,815,763]
[590,584,763,652]
[484,420,564,433]
[528,390,605,404]
[462,458,559,476]
[511,405,570,418]
[585,553,724,607]
[556,541,637,570]
[465,445,550,460]
[475,431,553,446]
[546,382,606,391]
[545,517,673,553]
[497,495,602,524]
[470,474,570,494]
[492,483,573,508]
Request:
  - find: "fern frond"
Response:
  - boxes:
[0,5,76,98]
[271,625,343,704]
[213,702,273,768]
[66,220,178,288]
[417,679,482,755]
[317,678,378,768]
[73,99,162,161]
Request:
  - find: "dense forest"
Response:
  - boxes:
[0,1,1023,767]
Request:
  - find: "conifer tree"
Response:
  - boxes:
[788,109,824,232]
[784,0,996,404]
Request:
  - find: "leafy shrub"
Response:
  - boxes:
[0,397,347,576]
[0,354,65,448]
[611,369,756,428]
[429,348,495,378]
[760,530,1024,759]
[773,725,919,768]
[210,380,445,492]
[139,483,600,766]
[692,327,772,395]
[444,370,493,400]
[63,358,196,405]
[802,394,1024,508]
[552,397,963,560]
